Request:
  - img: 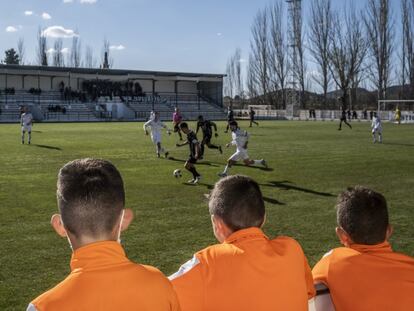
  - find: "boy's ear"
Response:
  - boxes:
[211,215,233,243]
[51,214,68,238]
[260,213,266,228]
[385,224,393,241]
[120,208,134,232]
[335,226,353,247]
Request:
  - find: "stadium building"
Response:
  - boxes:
[0,64,225,122]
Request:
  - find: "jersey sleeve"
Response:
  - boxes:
[312,251,332,286]
[143,119,152,131]
[304,254,316,299]
[169,255,204,311]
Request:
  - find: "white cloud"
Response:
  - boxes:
[42,12,52,20]
[217,32,222,36]
[42,26,78,38]
[61,48,70,54]
[110,45,125,51]
[6,26,18,33]
[80,0,97,4]
[63,0,74,3]
[24,11,34,16]
[47,48,56,54]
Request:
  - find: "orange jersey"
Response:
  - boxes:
[312,242,414,311]
[170,227,315,311]
[29,241,181,311]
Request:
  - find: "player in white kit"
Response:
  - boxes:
[21,107,33,144]
[218,120,267,177]
[143,111,171,158]
[371,112,382,143]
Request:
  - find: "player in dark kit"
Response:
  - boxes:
[196,115,222,158]
[176,122,202,184]
[225,107,234,133]
[338,107,352,130]
[249,107,259,127]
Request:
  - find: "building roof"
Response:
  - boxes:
[0,64,225,80]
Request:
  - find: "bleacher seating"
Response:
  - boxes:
[0,90,226,122]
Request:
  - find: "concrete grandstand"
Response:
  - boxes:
[0,64,226,122]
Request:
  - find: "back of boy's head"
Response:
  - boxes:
[336,186,389,245]
[57,158,125,238]
[209,175,265,231]
[179,122,188,130]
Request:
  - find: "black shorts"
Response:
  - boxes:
[203,135,212,144]
[187,156,198,164]
[340,116,347,121]
[174,122,181,132]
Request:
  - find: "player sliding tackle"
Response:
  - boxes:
[143,111,171,158]
[219,120,267,178]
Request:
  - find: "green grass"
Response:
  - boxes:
[0,120,413,309]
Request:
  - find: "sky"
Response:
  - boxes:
[0,0,403,78]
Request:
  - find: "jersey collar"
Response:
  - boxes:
[224,227,268,244]
[70,241,129,272]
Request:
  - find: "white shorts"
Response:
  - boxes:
[229,149,249,162]
[22,125,32,132]
[372,127,382,134]
[151,132,161,144]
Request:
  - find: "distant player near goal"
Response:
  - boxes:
[218,120,267,177]
[21,106,33,144]
[338,106,352,131]
[371,112,382,143]
[394,107,401,124]
[249,107,259,127]
[143,111,171,158]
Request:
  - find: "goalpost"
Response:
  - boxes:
[377,99,414,123]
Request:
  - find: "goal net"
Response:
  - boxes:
[377,100,414,123]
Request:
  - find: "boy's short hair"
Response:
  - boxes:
[336,186,389,245]
[209,175,265,231]
[57,158,125,238]
[229,120,238,127]
[179,122,188,130]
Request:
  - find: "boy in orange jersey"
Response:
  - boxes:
[312,186,414,311]
[169,175,315,311]
[27,158,180,311]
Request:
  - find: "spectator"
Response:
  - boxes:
[312,186,414,311]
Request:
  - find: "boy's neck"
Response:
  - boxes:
[68,233,118,251]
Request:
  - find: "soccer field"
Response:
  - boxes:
[1,120,413,309]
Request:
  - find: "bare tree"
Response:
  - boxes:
[308,0,332,104]
[328,7,368,109]
[249,9,270,105]
[233,48,243,99]
[268,1,289,108]
[224,57,235,100]
[70,34,81,68]
[364,0,394,100]
[102,38,113,68]
[17,37,25,65]
[53,39,64,67]
[287,0,306,106]
[246,54,260,104]
[84,45,96,68]
[401,0,414,98]
[36,27,48,66]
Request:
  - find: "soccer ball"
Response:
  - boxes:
[173,169,182,178]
